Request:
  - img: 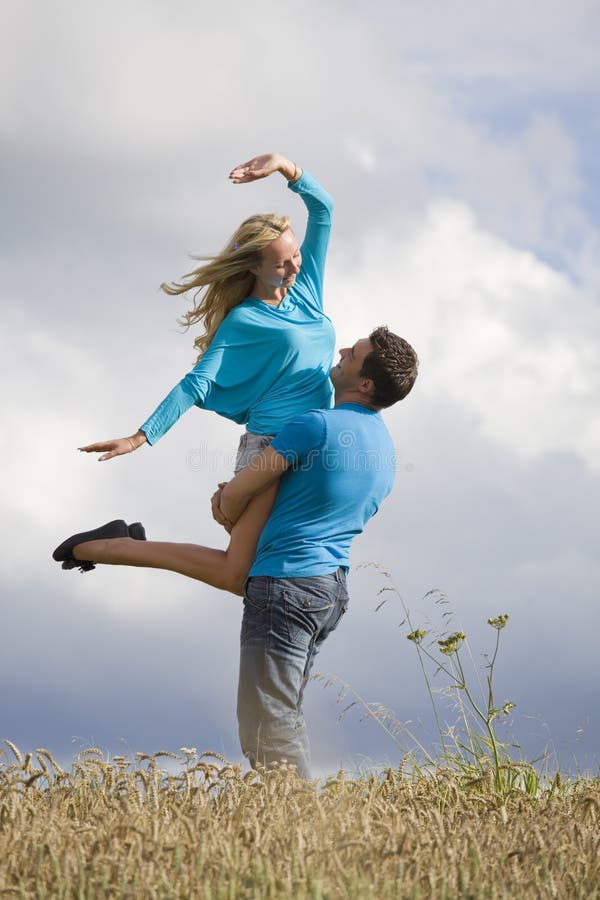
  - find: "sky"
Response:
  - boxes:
[1,0,599,777]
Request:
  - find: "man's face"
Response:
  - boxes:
[330,337,373,392]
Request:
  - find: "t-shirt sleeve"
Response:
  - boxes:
[140,371,210,445]
[140,309,272,444]
[271,410,327,465]
[288,171,333,313]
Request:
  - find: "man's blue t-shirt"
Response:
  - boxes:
[249,403,396,578]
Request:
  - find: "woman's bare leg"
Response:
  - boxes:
[71,485,278,596]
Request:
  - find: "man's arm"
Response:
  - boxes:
[218,445,290,527]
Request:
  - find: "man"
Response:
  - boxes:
[53,325,418,777]
[213,326,418,777]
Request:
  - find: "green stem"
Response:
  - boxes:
[486,628,501,714]
[454,650,502,791]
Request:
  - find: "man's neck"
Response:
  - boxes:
[333,390,379,411]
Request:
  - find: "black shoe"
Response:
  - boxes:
[54,519,148,574]
[55,520,148,573]
[53,519,129,573]
[128,522,147,541]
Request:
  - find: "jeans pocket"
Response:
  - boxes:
[283,588,334,647]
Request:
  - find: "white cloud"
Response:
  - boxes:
[328,200,600,468]
[3,0,596,285]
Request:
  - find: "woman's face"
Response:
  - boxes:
[251,229,302,289]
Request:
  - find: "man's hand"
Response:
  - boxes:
[210,445,290,534]
[211,482,234,534]
[229,153,299,185]
[78,431,147,462]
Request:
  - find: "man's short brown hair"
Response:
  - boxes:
[360,326,419,408]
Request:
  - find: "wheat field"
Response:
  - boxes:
[1,742,599,898]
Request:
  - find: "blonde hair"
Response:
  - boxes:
[161,213,291,359]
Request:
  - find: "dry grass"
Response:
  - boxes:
[1,743,599,898]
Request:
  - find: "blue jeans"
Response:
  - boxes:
[237,569,349,779]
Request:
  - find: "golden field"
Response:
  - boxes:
[1,743,599,899]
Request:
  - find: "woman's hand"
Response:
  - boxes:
[78,431,147,462]
[229,153,300,185]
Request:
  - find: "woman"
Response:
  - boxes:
[53,152,335,594]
